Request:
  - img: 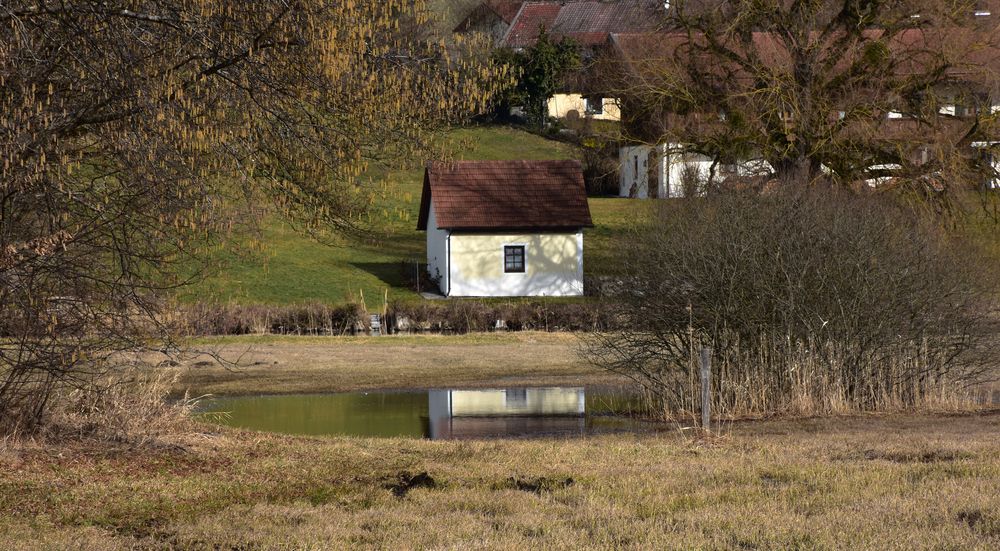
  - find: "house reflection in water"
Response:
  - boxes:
[426,387,586,440]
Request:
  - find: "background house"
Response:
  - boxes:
[452,0,525,43]
[456,0,669,123]
[604,17,1000,197]
[507,1,666,123]
[417,160,593,297]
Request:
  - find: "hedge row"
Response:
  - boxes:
[178,300,616,335]
[179,302,368,336]
[386,300,614,333]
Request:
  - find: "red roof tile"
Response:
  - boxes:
[417,160,593,231]
[552,1,663,36]
[505,0,665,48]
[504,2,561,48]
[609,28,1000,87]
[487,0,526,23]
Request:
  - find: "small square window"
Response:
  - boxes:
[504,245,525,273]
[585,96,604,115]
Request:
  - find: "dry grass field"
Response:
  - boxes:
[1,411,998,549]
[3,334,997,549]
[8,224,991,550]
[169,333,626,397]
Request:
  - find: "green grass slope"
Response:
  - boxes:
[182,126,643,306]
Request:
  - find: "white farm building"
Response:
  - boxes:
[417,160,593,297]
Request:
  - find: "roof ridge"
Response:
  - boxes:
[427,158,580,163]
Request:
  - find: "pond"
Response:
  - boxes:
[198,387,651,440]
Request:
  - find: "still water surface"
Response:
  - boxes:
[199,387,647,440]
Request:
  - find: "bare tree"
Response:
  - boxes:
[0,0,505,431]
[605,0,1000,192]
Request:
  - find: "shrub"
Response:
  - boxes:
[583,187,998,416]
[175,300,613,336]
[581,138,620,196]
[387,300,613,333]
[180,302,367,336]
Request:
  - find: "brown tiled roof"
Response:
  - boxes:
[551,1,663,40]
[454,1,528,34]
[504,2,561,48]
[417,160,593,231]
[487,0,526,23]
[609,27,1000,87]
[505,1,665,48]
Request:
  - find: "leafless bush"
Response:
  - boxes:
[581,140,621,196]
[179,302,367,336]
[388,300,614,333]
[584,187,998,416]
[171,300,615,336]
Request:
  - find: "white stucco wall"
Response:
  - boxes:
[620,143,768,198]
[619,144,653,198]
[547,93,621,121]
[425,203,450,294]
[446,231,584,297]
[990,155,1000,189]
[427,388,586,439]
[973,141,1000,189]
[664,146,714,198]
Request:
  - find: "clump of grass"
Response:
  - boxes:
[15,369,200,448]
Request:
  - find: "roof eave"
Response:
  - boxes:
[416,169,432,231]
[442,224,594,232]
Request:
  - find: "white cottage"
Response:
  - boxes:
[619,143,775,198]
[417,160,593,297]
[619,143,715,198]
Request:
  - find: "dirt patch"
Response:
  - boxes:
[384,471,437,498]
[957,508,1000,537]
[862,449,973,463]
[493,476,575,494]
[958,509,985,528]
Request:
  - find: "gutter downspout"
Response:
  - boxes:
[446,232,452,297]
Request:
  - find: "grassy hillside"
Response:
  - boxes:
[181,126,643,306]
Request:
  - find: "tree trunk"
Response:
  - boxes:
[777,154,821,186]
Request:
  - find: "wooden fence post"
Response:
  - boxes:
[700,346,712,433]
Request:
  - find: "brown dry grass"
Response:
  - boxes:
[169,332,626,397]
[4,334,997,548]
[1,411,998,549]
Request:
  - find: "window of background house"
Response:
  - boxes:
[504,245,525,273]
[585,96,604,115]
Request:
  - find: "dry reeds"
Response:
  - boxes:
[3,368,199,448]
[711,336,983,418]
[596,334,992,423]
